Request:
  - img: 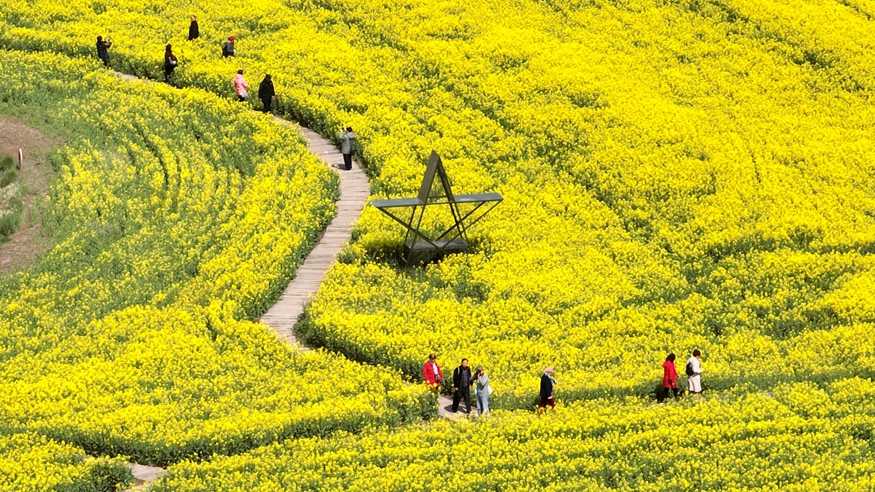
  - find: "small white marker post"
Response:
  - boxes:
[17,148,23,171]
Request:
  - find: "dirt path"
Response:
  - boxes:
[0,117,58,274]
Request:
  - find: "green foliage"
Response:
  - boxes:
[0,155,21,240]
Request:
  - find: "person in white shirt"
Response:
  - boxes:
[686,349,703,394]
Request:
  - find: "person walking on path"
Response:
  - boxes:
[538,367,556,413]
[222,36,236,57]
[233,69,249,102]
[188,15,200,41]
[658,353,680,402]
[338,127,357,170]
[258,74,276,113]
[421,353,443,394]
[163,44,178,82]
[96,36,112,67]
[686,349,703,395]
[474,366,492,416]
[451,358,473,414]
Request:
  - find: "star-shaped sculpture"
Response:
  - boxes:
[371,151,502,263]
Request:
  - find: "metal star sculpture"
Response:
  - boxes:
[371,151,502,263]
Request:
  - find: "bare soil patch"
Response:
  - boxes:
[0,117,60,274]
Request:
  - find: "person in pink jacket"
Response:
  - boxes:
[233,69,249,101]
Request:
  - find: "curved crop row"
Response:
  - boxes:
[157,379,875,491]
[0,49,427,465]
[0,430,130,492]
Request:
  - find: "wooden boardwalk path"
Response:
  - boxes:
[112,69,370,347]
[259,121,369,345]
[124,463,167,492]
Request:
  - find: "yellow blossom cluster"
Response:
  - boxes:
[0,431,130,491]
[0,0,874,486]
[3,0,871,405]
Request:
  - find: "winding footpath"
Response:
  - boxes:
[125,464,167,491]
[113,71,370,489]
[113,70,369,346]
[259,123,369,345]
[125,122,368,490]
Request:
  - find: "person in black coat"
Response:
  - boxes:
[188,15,200,41]
[538,367,556,412]
[452,358,473,413]
[258,74,276,113]
[96,36,112,66]
[222,36,236,57]
[164,44,178,82]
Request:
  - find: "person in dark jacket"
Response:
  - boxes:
[451,358,473,413]
[657,353,680,403]
[258,74,276,113]
[222,36,236,57]
[538,367,556,413]
[96,36,112,66]
[338,127,357,170]
[163,44,178,82]
[188,15,200,41]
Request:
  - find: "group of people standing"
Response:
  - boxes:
[422,354,493,415]
[422,354,557,416]
[658,349,704,402]
[94,17,361,172]
[421,349,704,417]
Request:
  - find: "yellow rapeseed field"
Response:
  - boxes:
[0,431,129,491]
[0,0,874,488]
[157,381,875,490]
[0,50,427,472]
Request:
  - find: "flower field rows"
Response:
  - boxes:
[157,380,875,491]
[0,0,873,488]
[0,49,428,466]
[4,0,868,405]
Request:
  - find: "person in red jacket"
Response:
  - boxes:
[422,353,443,393]
[658,353,680,402]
